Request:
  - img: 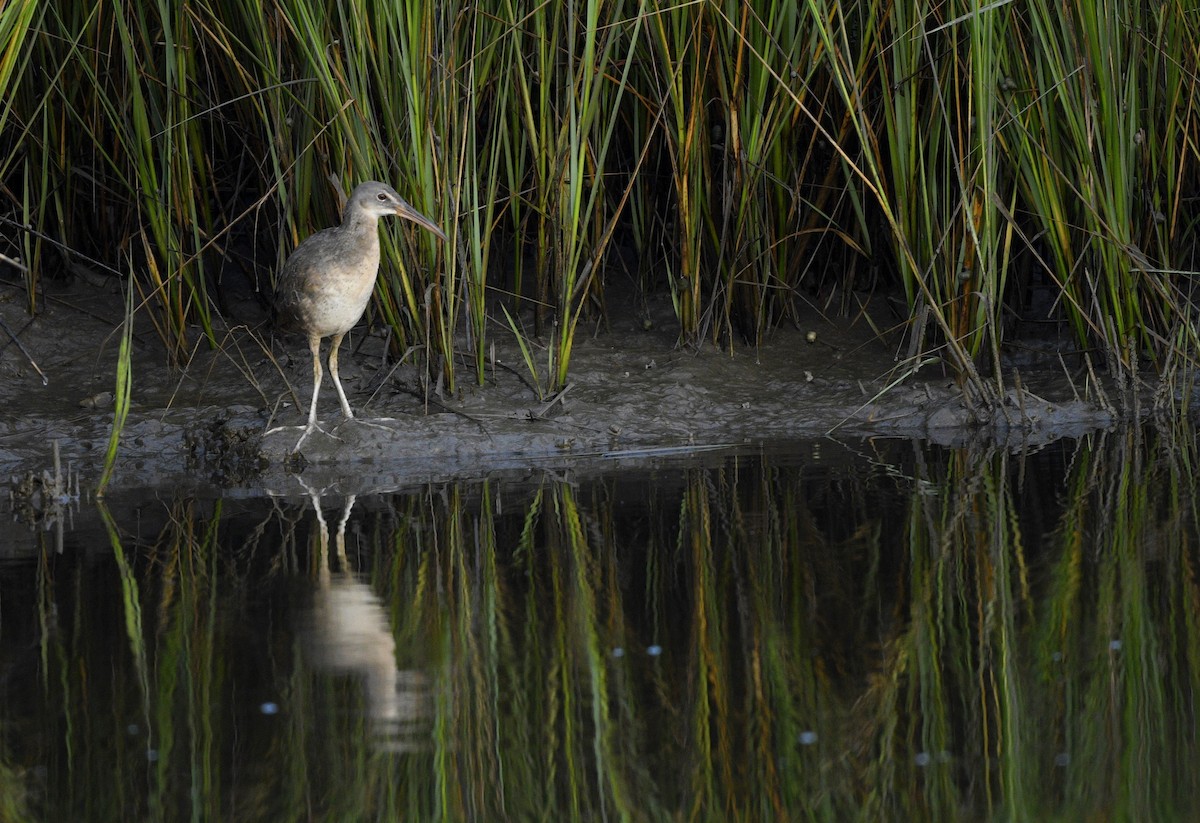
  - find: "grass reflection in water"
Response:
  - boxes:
[1,433,1199,820]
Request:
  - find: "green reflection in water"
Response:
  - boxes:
[1,433,1199,820]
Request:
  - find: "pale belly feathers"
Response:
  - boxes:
[280,226,383,339]
[296,259,380,337]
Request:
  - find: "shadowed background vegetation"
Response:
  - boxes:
[1,0,1198,405]
[2,432,1199,818]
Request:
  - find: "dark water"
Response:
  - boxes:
[2,431,1199,820]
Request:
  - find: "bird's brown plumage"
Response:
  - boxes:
[273,181,446,452]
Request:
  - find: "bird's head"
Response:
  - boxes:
[348,181,447,241]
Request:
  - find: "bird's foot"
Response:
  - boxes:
[264,421,341,452]
[294,421,344,452]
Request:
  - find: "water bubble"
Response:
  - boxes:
[611,647,625,659]
[1109,639,1122,651]
[260,702,280,716]
[1055,752,1070,767]
[146,749,159,763]
[126,724,140,736]
[646,645,662,657]
[914,752,931,767]
[798,731,817,746]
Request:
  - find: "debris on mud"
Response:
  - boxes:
[7,441,80,548]
[185,416,269,486]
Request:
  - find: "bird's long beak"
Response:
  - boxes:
[396,200,448,242]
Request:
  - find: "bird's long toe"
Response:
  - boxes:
[291,420,343,452]
[334,417,396,435]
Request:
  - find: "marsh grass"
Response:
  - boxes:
[2,0,1198,416]
[95,281,135,496]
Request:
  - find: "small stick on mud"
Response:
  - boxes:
[1084,353,1115,417]
[531,383,574,419]
[1012,370,1029,428]
[1057,352,1081,402]
[1128,336,1141,423]
[0,312,49,385]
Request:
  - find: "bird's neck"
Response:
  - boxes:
[341,208,379,237]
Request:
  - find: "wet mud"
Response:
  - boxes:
[1,278,1126,495]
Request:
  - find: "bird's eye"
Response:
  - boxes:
[376,193,388,201]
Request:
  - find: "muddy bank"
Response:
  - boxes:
[0,278,1127,495]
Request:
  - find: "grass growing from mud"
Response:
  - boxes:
[1,0,1198,410]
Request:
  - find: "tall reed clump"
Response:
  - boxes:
[709,2,832,345]
[0,0,42,310]
[2,0,1199,406]
[875,0,1010,367]
[802,0,999,405]
[503,0,646,392]
[1001,0,1200,383]
[647,2,844,347]
[33,0,221,361]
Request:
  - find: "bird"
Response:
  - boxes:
[271,181,446,452]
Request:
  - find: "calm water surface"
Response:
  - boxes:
[1,431,1198,820]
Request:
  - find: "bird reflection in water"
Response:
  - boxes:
[298,481,429,752]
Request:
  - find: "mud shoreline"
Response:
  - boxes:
[0,278,1135,496]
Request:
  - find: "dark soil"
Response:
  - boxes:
[0,275,1125,496]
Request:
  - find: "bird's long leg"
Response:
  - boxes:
[327,331,397,435]
[327,332,356,420]
[293,333,325,452]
